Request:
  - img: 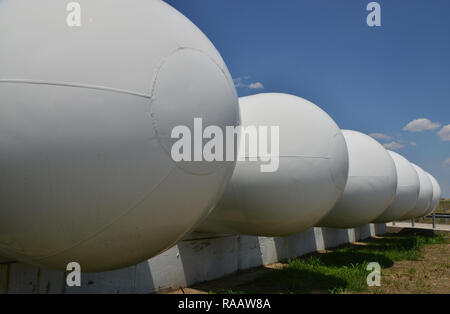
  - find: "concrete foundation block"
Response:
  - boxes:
[0,224,386,294]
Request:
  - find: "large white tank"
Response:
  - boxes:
[0,0,239,271]
[373,151,420,223]
[318,130,397,228]
[399,165,433,220]
[423,173,441,216]
[197,93,349,236]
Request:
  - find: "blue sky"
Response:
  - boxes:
[166,0,450,197]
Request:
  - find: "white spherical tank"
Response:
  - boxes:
[372,151,420,223]
[0,0,239,271]
[423,173,441,216]
[318,130,397,228]
[197,93,349,236]
[399,165,433,220]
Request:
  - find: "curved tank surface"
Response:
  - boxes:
[318,130,397,228]
[423,173,441,217]
[373,151,420,223]
[198,93,349,236]
[399,165,433,220]
[0,0,239,271]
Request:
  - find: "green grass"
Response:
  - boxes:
[211,231,449,294]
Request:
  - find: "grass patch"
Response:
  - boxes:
[211,230,448,294]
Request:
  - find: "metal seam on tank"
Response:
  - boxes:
[397,184,420,189]
[348,175,390,178]
[0,79,152,99]
[28,163,178,261]
[327,131,348,193]
[239,155,329,159]
[147,46,237,177]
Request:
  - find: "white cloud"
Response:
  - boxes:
[248,82,264,90]
[369,133,391,141]
[233,77,246,88]
[383,141,405,150]
[369,133,417,148]
[233,77,264,90]
[438,125,450,142]
[444,158,450,173]
[402,118,441,132]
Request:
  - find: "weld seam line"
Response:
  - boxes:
[0,79,152,99]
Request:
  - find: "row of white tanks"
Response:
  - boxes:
[0,0,442,272]
[198,93,441,235]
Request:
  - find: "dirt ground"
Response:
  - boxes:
[369,242,450,294]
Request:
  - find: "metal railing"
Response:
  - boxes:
[426,213,450,229]
[392,212,449,229]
